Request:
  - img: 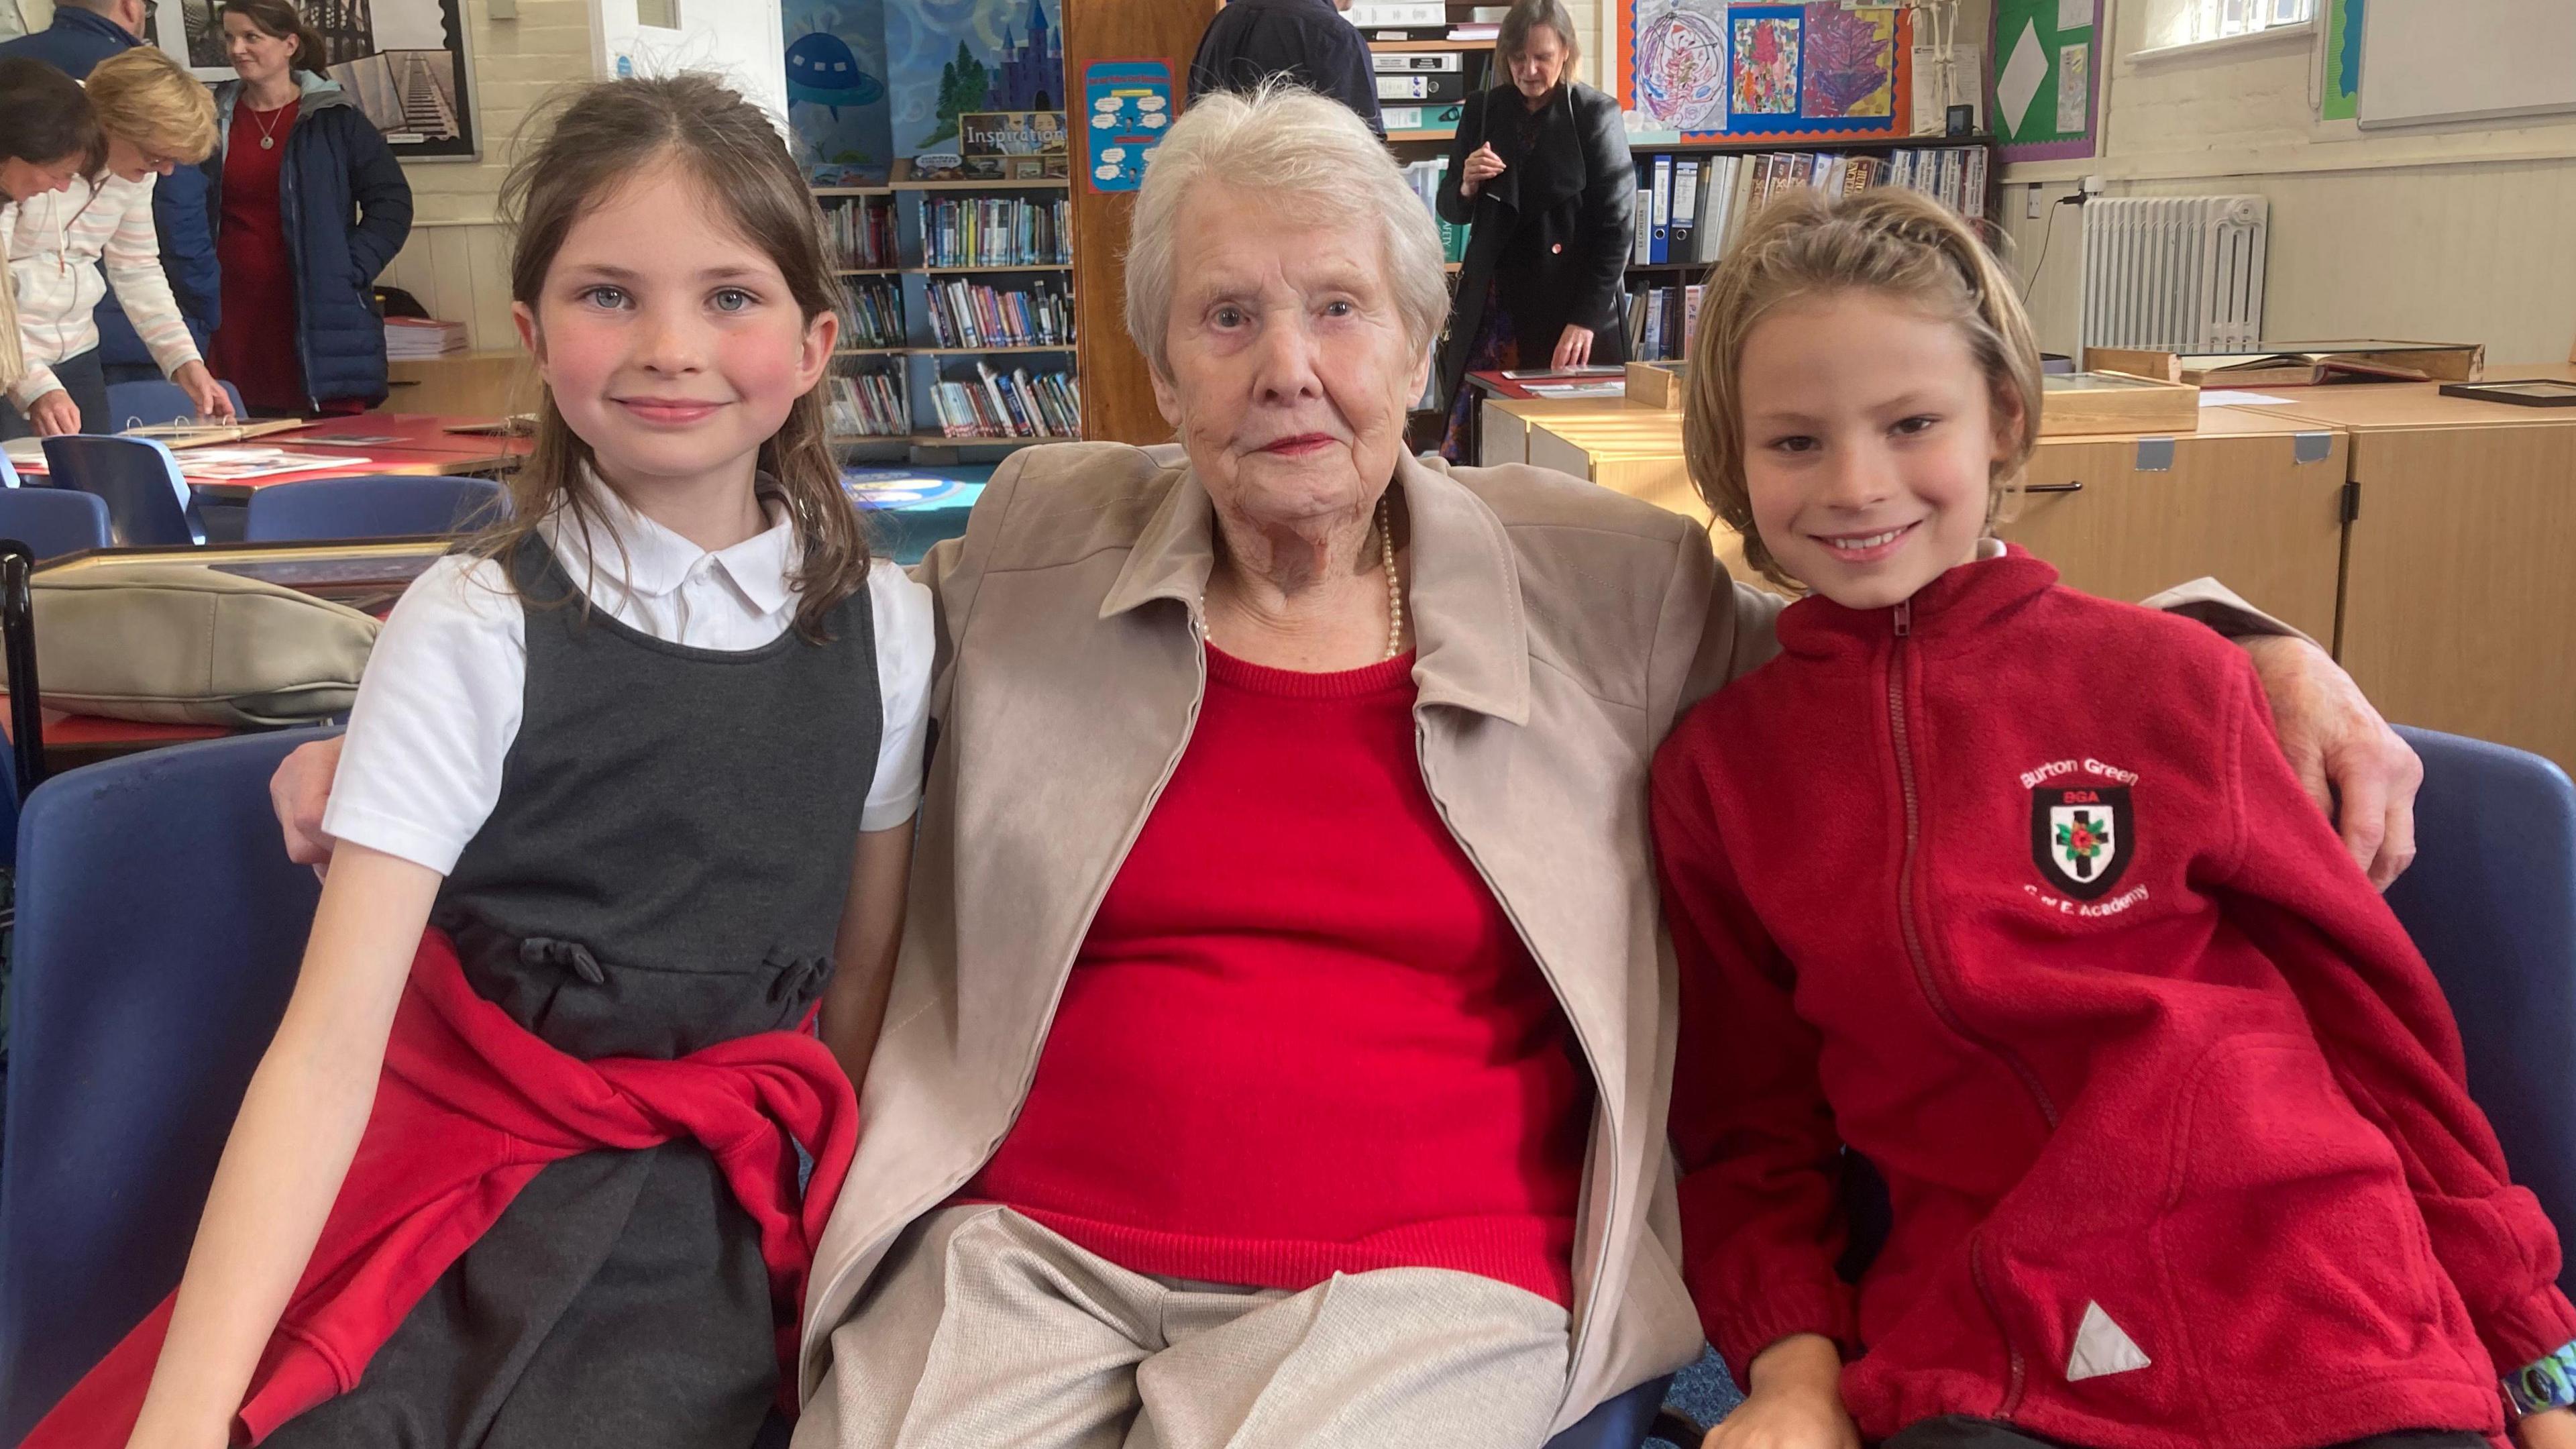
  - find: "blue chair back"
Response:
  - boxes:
[2385,725,2576,1299]
[0,730,332,1442]
[103,378,246,429]
[244,472,508,542]
[0,487,112,560]
[38,435,203,547]
[1546,1375,1678,1448]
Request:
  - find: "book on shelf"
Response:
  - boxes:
[837,276,906,349]
[925,276,1076,349]
[1624,281,1705,363]
[827,370,910,438]
[821,193,900,270]
[920,194,1072,269]
[932,363,1081,439]
[1627,143,1992,270]
[1400,158,1470,264]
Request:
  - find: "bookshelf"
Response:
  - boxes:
[811,157,1080,453]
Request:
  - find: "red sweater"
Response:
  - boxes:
[29,930,857,1446]
[1651,548,2576,1449]
[966,645,1591,1305]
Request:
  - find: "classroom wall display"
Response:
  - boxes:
[1990,0,2098,161]
[2321,0,2365,122]
[1081,59,1173,195]
[164,0,478,160]
[885,0,1064,160]
[786,0,894,185]
[1617,1,1909,142]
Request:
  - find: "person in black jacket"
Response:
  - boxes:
[205,0,411,415]
[1434,0,1634,460]
[1188,0,1383,137]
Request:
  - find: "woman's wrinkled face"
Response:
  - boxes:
[223,13,297,86]
[1510,25,1570,103]
[1152,183,1430,553]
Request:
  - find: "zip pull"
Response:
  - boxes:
[1892,598,1912,637]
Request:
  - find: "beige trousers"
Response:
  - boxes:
[796,1205,1573,1449]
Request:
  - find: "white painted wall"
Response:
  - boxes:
[1994,0,2576,366]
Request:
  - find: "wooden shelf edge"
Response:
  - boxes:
[835,345,1079,356]
[1387,129,1458,143]
[835,267,903,276]
[918,264,1075,274]
[1626,133,1997,155]
[812,184,894,197]
[1367,38,1493,52]
[830,433,1070,447]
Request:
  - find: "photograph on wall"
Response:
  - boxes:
[884,0,1063,160]
[786,0,894,185]
[166,0,477,160]
[1630,0,1730,132]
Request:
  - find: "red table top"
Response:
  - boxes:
[14,413,532,492]
[0,696,233,749]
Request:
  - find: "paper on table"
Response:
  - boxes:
[2059,0,2092,32]
[1996,21,2047,138]
[2198,390,2295,407]
[1523,382,1627,398]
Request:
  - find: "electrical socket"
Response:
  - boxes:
[2080,174,2108,195]
[2025,186,2042,219]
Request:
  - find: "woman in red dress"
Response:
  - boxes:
[207,0,411,416]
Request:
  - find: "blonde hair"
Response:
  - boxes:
[1123,83,1449,382]
[1682,187,2043,588]
[86,48,219,165]
[488,74,871,641]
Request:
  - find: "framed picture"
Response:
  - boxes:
[156,0,480,162]
[2437,380,2576,409]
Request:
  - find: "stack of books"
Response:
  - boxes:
[924,278,1074,348]
[384,317,468,359]
[1631,146,1990,270]
[824,195,900,270]
[1625,282,1705,363]
[932,362,1080,439]
[921,195,1072,269]
[838,277,906,348]
[827,372,910,437]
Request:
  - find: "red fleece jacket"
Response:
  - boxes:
[28,930,857,1446]
[1652,548,2576,1449]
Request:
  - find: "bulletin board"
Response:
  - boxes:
[1617,1,1911,145]
[1989,0,2099,162]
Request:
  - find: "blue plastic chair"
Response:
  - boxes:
[103,377,247,429]
[244,472,509,542]
[0,487,111,560]
[0,729,334,1442]
[2385,725,2576,1299]
[38,434,203,546]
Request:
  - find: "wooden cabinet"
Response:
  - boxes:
[2261,384,2576,771]
[386,349,528,417]
[2000,409,2349,645]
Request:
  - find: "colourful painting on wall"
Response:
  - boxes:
[1801,4,1895,118]
[1731,15,1800,113]
[885,0,1065,159]
[1632,0,1731,131]
[786,0,894,185]
[2321,0,2364,122]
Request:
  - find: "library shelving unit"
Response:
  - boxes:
[811,156,1080,458]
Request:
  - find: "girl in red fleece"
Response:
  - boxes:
[1650,186,2576,1449]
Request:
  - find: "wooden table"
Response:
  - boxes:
[2257,380,2576,770]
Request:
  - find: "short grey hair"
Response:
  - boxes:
[1123,84,1450,380]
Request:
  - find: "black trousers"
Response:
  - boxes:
[1887,1419,2488,1449]
[0,346,109,439]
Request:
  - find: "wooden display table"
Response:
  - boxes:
[2258,380,2576,770]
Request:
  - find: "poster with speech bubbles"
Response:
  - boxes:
[1081,59,1173,194]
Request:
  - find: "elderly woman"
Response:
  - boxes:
[3,46,230,437]
[1436,0,1633,460]
[272,85,2420,1448]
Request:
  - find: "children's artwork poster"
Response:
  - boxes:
[1620,3,1906,142]
[162,0,478,160]
[1992,0,2100,161]
[884,0,1063,160]
[2320,0,2365,122]
[1081,60,1173,195]
[786,0,894,186]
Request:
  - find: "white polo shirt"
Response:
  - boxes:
[323,479,932,875]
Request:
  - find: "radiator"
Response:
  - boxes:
[2078,196,2269,353]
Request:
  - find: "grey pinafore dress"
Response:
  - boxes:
[264,534,881,1448]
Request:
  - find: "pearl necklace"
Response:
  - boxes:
[1207,494,1406,663]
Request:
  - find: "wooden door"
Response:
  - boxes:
[1061,0,1218,444]
[2338,423,2576,769]
[2000,432,2348,644]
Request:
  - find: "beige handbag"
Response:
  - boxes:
[8,564,380,727]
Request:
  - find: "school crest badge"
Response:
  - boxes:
[2031,784,2132,900]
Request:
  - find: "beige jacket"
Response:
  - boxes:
[796,439,2279,1428]
[798,439,1784,1430]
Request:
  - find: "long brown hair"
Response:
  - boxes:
[217,0,333,78]
[1682,187,2043,588]
[490,73,871,640]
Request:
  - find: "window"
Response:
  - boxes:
[2145,0,2314,52]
